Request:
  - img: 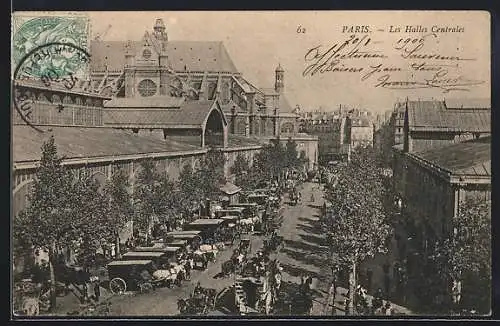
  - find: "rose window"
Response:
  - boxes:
[137,79,157,97]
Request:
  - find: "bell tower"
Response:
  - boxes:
[274,63,284,94]
[153,18,168,42]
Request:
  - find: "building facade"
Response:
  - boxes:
[89,19,312,149]
[349,116,373,148]
[391,98,491,252]
[373,111,394,166]
[393,138,491,253]
[12,18,319,218]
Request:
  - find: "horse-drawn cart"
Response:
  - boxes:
[106,260,157,295]
[177,286,218,315]
[106,257,184,294]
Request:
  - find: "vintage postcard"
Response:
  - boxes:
[11,11,491,318]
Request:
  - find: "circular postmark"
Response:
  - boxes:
[13,16,89,78]
[13,42,91,132]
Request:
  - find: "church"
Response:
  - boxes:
[12,18,318,217]
[89,19,314,142]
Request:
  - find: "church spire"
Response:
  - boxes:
[153,18,168,42]
[275,63,284,93]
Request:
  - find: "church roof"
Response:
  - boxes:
[90,40,238,73]
[278,94,295,114]
[105,96,185,108]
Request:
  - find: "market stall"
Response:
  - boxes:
[183,219,225,243]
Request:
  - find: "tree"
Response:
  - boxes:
[430,197,491,314]
[196,148,226,200]
[284,137,301,170]
[13,136,102,311]
[103,168,134,257]
[231,153,260,190]
[324,149,392,314]
[253,139,286,182]
[230,153,250,179]
[133,160,168,238]
[67,172,112,265]
[178,164,203,215]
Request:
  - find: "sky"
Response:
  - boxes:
[22,11,492,113]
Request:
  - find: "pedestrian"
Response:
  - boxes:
[184,260,191,280]
[393,261,400,278]
[94,279,101,302]
[385,302,393,315]
[328,280,337,315]
[382,261,390,275]
[366,268,373,293]
[310,193,315,202]
[110,243,116,259]
[395,233,401,251]
[384,273,391,299]
[305,275,313,291]
[344,298,350,315]
[373,288,383,310]
[82,281,90,304]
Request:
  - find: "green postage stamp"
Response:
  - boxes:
[12,13,91,79]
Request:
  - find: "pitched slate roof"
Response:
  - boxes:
[411,137,491,176]
[407,100,491,132]
[103,99,218,128]
[445,98,491,109]
[90,41,238,73]
[13,125,201,163]
[278,94,294,113]
[234,76,264,95]
[14,79,111,99]
[104,96,185,108]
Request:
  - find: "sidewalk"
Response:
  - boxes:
[50,232,266,316]
[298,185,415,315]
[51,283,114,316]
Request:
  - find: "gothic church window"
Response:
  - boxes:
[142,49,152,59]
[137,79,157,97]
[221,82,230,105]
[208,82,217,100]
[281,122,294,134]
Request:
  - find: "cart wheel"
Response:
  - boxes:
[140,282,153,293]
[109,277,127,295]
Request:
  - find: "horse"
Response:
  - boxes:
[200,288,217,313]
[291,292,313,315]
[177,298,193,315]
[21,297,40,316]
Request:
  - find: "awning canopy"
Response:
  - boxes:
[220,182,242,195]
[189,218,225,226]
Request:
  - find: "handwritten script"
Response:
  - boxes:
[302,32,484,93]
